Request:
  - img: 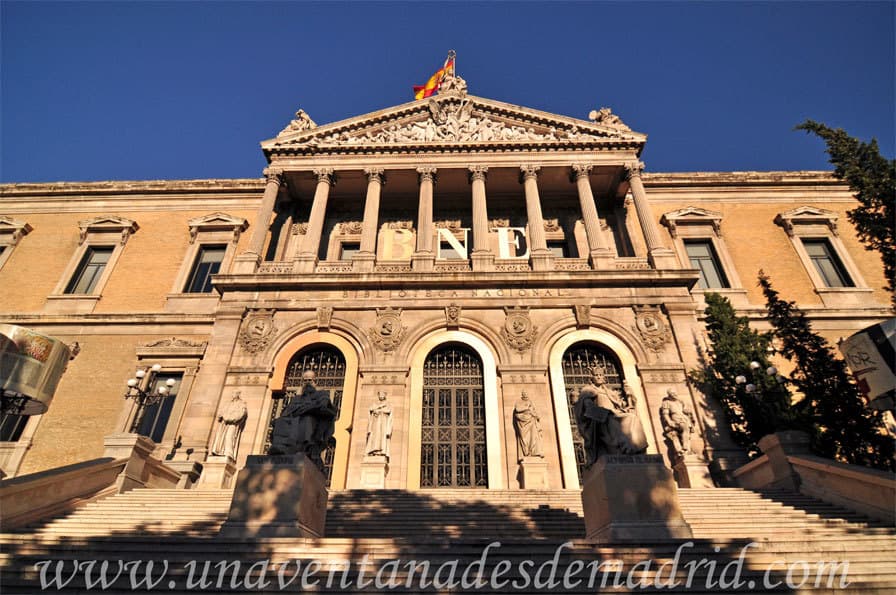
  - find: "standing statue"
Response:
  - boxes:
[660,388,696,457]
[513,391,544,461]
[365,391,393,459]
[574,368,648,467]
[268,371,337,470]
[211,391,248,460]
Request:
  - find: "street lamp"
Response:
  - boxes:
[124,364,175,432]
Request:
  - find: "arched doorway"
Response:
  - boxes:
[265,344,346,486]
[420,343,488,488]
[560,342,625,482]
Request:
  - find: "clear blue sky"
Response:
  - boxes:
[2,1,893,183]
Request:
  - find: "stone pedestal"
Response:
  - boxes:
[196,456,237,490]
[757,431,811,491]
[219,454,327,538]
[471,251,495,272]
[411,253,434,272]
[165,461,203,489]
[581,454,692,543]
[519,456,549,489]
[230,252,260,274]
[530,251,555,272]
[360,455,388,489]
[589,249,615,270]
[672,454,715,488]
[352,253,376,272]
[294,254,317,274]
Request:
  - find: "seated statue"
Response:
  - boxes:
[269,371,337,470]
[574,368,647,467]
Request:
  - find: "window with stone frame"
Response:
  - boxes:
[184,245,227,293]
[130,373,183,443]
[684,239,729,289]
[65,245,115,294]
[0,216,33,271]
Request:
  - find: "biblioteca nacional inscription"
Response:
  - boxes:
[341,287,572,299]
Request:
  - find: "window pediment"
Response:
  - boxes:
[0,216,33,245]
[187,212,249,244]
[78,216,139,245]
[774,206,838,237]
[660,207,723,238]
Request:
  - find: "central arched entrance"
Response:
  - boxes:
[420,343,488,488]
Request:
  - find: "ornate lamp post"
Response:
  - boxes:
[124,364,174,433]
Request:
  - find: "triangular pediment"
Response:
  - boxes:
[262,76,645,156]
[776,206,837,221]
[188,212,249,229]
[661,206,723,221]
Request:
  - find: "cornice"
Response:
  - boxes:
[0,178,265,198]
[641,171,841,187]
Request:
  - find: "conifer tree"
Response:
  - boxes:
[759,272,895,471]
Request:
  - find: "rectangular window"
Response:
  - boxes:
[131,373,182,443]
[685,239,729,289]
[802,238,853,287]
[339,242,360,261]
[64,246,114,294]
[185,245,226,293]
[439,240,465,260]
[547,240,569,258]
[0,413,29,442]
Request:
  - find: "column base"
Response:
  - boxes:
[412,252,435,272]
[519,456,549,489]
[581,454,692,543]
[196,455,237,490]
[294,253,318,273]
[672,454,715,488]
[647,248,679,269]
[359,454,388,489]
[220,454,327,538]
[588,249,616,270]
[231,252,261,275]
[352,252,376,272]
[530,250,555,272]
[471,251,495,272]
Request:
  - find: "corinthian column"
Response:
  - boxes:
[296,168,335,273]
[354,168,384,272]
[469,165,494,271]
[232,168,282,274]
[625,161,677,268]
[572,164,614,269]
[520,164,553,271]
[412,166,436,271]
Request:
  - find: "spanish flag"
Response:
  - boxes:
[413,53,455,100]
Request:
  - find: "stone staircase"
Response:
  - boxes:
[1,487,894,593]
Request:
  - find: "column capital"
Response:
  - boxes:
[416,166,437,184]
[364,168,386,185]
[468,165,488,183]
[313,168,336,185]
[519,164,541,182]
[262,168,283,185]
[624,161,645,180]
[570,164,593,182]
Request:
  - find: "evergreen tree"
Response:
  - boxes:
[759,272,895,471]
[690,293,796,456]
[796,120,896,305]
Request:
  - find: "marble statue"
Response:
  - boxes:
[513,391,544,461]
[211,391,248,460]
[365,390,393,458]
[268,371,337,469]
[574,368,647,466]
[660,388,696,457]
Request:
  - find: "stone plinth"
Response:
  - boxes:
[757,430,811,491]
[471,251,495,272]
[581,454,692,543]
[519,457,549,489]
[672,454,715,488]
[220,454,327,538]
[360,455,388,489]
[196,456,237,490]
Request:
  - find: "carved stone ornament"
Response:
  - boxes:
[187,212,249,244]
[0,216,33,245]
[574,304,591,328]
[388,220,414,230]
[77,216,139,246]
[435,219,463,232]
[543,218,561,233]
[633,306,671,352]
[277,109,317,136]
[317,306,334,330]
[336,221,364,235]
[291,222,308,235]
[489,218,510,230]
[501,307,538,353]
[588,107,631,132]
[369,307,405,352]
[238,310,277,354]
[141,337,207,349]
[445,303,461,328]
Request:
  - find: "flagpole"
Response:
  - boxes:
[448,49,456,77]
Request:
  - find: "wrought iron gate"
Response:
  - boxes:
[561,343,624,482]
[420,344,488,488]
[265,345,345,485]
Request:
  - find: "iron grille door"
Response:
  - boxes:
[561,343,624,482]
[265,346,345,486]
[421,344,488,488]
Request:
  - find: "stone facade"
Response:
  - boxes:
[0,77,891,486]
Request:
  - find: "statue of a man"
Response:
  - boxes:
[269,371,337,469]
[574,368,647,467]
[660,388,696,457]
[513,391,544,461]
[365,391,393,458]
[211,391,248,460]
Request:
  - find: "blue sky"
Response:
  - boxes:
[2,1,893,183]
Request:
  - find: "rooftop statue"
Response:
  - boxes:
[278,109,318,136]
[588,107,631,132]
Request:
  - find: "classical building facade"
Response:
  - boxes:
[0,75,891,487]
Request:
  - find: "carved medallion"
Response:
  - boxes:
[239,310,276,354]
[317,306,334,330]
[501,307,538,353]
[574,304,591,329]
[633,306,671,352]
[369,308,405,352]
[445,303,461,328]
